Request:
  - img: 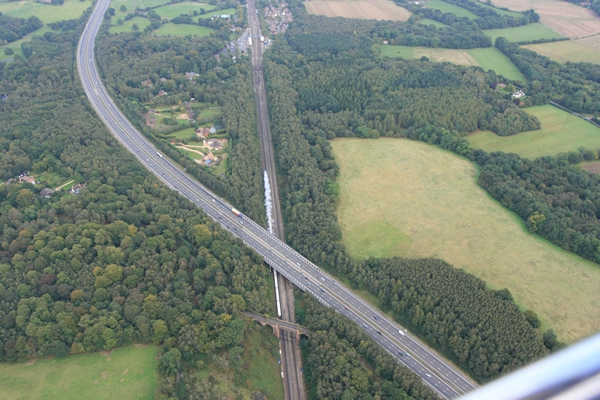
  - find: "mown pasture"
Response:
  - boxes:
[423,0,478,18]
[484,23,563,43]
[522,40,600,65]
[380,45,526,82]
[333,137,600,342]
[0,0,92,23]
[467,104,600,159]
[0,345,160,400]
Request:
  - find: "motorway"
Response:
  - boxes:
[246,0,306,398]
[77,1,477,398]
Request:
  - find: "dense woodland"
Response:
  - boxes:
[0,12,43,45]
[298,295,436,400]
[496,38,600,115]
[0,11,291,400]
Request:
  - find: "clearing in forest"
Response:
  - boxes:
[467,104,600,159]
[484,23,563,43]
[380,46,526,82]
[522,40,600,64]
[421,0,478,18]
[153,2,217,19]
[485,0,600,38]
[0,346,160,400]
[303,0,412,21]
[333,137,600,343]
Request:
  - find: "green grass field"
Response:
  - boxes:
[467,104,600,159]
[418,18,447,27]
[380,45,525,81]
[477,1,521,17]
[425,0,478,18]
[467,47,527,82]
[333,137,600,342]
[0,345,160,400]
[0,0,92,24]
[197,8,236,19]
[154,23,214,37]
[167,127,196,139]
[522,40,600,65]
[153,2,216,19]
[109,17,151,34]
[484,23,564,43]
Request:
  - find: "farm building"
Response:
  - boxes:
[40,188,54,198]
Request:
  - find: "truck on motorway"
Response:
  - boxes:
[260,36,264,42]
[248,37,252,46]
[231,208,242,217]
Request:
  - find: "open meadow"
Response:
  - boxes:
[154,23,214,37]
[109,17,150,34]
[467,104,600,159]
[422,0,478,18]
[333,137,600,342]
[484,23,563,43]
[418,18,447,27]
[0,345,160,400]
[153,2,217,19]
[0,0,92,24]
[380,45,526,82]
[303,0,412,21]
[486,0,600,38]
[522,40,600,64]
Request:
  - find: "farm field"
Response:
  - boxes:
[303,0,412,21]
[109,17,150,34]
[154,23,214,37]
[522,40,600,64]
[154,2,217,19]
[486,0,600,38]
[484,23,563,43]
[467,104,600,159]
[380,45,525,82]
[0,345,160,400]
[0,0,92,24]
[422,0,478,18]
[476,1,521,17]
[333,137,600,342]
[468,47,526,82]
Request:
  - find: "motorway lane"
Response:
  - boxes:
[78,1,477,398]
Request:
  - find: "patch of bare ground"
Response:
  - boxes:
[25,359,37,367]
[582,162,600,174]
[304,0,411,20]
[488,0,600,38]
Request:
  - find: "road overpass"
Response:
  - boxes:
[77,1,477,398]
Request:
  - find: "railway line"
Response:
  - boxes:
[77,1,478,398]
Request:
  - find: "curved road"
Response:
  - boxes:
[77,1,477,398]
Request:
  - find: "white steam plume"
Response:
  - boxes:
[263,170,274,234]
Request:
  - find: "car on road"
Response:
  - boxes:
[399,329,405,336]
[373,316,377,319]
[362,324,367,328]
[320,288,324,292]
[398,351,403,356]
[377,331,382,335]
[343,306,348,310]
[425,374,431,378]
[320,278,325,282]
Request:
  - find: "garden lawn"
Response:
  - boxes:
[0,345,160,400]
[424,0,478,18]
[0,0,92,24]
[467,47,527,82]
[167,127,196,139]
[484,23,564,43]
[153,2,217,19]
[467,104,600,159]
[333,137,600,342]
[154,23,213,37]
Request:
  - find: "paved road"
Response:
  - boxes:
[242,311,311,336]
[246,0,306,399]
[77,1,477,398]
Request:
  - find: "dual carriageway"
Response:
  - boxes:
[77,1,477,398]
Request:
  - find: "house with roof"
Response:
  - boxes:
[70,183,86,195]
[512,90,525,99]
[201,152,218,166]
[207,138,227,151]
[20,176,36,185]
[40,188,54,198]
